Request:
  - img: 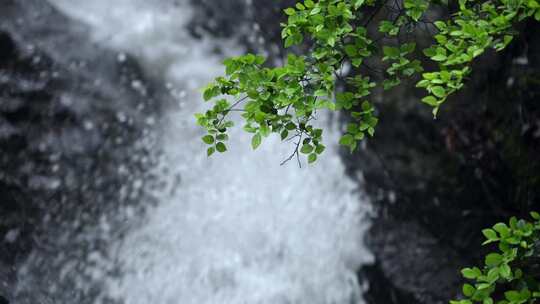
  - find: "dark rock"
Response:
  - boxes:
[188,0,248,38]
[0,295,8,304]
[359,261,417,304]
[188,0,295,61]
[0,31,16,66]
[363,219,463,303]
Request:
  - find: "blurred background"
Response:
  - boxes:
[0,1,539,304]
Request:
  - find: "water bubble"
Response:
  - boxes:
[4,229,20,243]
[117,52,127,62]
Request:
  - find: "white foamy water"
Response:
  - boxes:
[46,1,374,303]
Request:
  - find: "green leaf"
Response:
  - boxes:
[383,78,400,90]
[499,264,511,278]
[505,290,521,302]
[379,21,397,34]
[308,153,317,163]
[400,43,416,54]
[482,229,498,241]
[203,85,217,101]
[493,223,510,238]
[461,267,481,279]
[431,86,446,98]
[487,267,499,282]
[280,130,289,141]
[383,46,400,58]
[252,133,262,150]
[530,211,540,220]
[310,6,321,15]
[285,122,297,130]
[315,144,326,154]
[352,58,363,67]
[431,54,447,61]
[339,134,355,146]
[462,284,475,297]
[284,8,296,15]
[202,135,215,145]
[354,0,365,9]
[477,283,491,290]
[300,144,314,154]
[361,101,372,112]
[344,45,357,57]
[434,21,446,30]
[423,47,437,57]
[314,89,327,97]
[328,37,336,47]
[485,253,502,267]
[216,142,227,153]
[284,36,295,48]
[421,96,439,107]
[216,134,229,141]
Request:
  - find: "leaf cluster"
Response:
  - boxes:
[196,0,539,164]
[452,212,540,304]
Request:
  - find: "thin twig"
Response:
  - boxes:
[281,131,303,167]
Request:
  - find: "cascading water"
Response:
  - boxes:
[17,0,374,303]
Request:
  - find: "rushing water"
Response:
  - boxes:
[17,0,373,303]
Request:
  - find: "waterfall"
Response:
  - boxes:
[19,0,374,303]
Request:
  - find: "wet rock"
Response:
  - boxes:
[359,261,417,304]
[188,0,248,38]
[0,31,16,66]
[188,0,295,61]
[362,219,463,303]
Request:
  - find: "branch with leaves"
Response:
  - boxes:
[196,0,540,164]
[452,212,540,304]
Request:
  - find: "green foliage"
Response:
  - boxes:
[196,0,539,164]
[452,212,540,304]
